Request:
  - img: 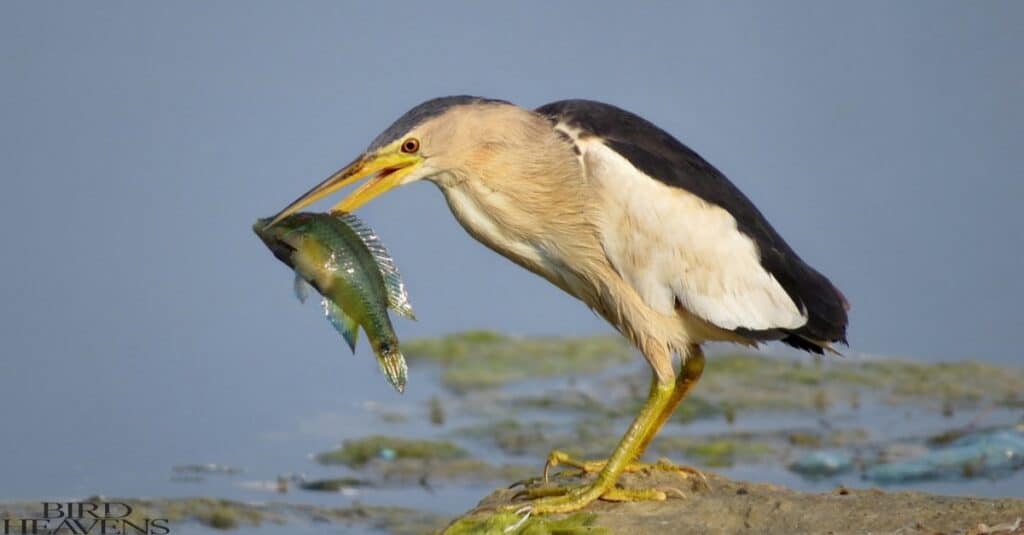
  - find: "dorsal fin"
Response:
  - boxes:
[334,212,417,320]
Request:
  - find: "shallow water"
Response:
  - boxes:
[3,348,1022,533]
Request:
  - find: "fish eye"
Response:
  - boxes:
[401,138,420,154]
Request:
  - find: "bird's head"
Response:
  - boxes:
[266,96,521,227]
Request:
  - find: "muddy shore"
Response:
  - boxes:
[5,333,1021,534]
[447,470,1024,534]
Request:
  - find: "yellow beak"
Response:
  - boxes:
[266,150,420,227]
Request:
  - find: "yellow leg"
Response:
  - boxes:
[506,347,707,515]
[645,346,705,450]
[506,374,674,514]
[541,348,707,484]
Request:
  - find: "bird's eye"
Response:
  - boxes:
[401,138,420,154]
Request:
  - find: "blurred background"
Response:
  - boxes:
[1,1,1021,530]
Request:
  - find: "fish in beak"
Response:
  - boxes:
[253,212,415,393]
[266,148,421,228]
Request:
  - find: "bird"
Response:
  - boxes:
[267,96,849,514]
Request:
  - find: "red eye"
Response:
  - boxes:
[401,138,420,153]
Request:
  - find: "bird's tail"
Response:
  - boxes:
[782,333,846,357]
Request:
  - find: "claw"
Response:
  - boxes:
[686,469,711,491]
[543,450,574,483]
[503,507,531,533]
[507,446,704,514]
[508,474,548,489]
[660,486,686,499]
[653,458,711,490]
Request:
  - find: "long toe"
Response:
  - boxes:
[544,450,707,481]
[651,458,710,489]
[503,479,679,515]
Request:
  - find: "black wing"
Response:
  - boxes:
[536,99,848,352]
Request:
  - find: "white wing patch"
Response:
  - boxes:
[582,139,807,332]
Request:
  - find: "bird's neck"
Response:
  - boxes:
[435,130,605,297]
[437,125,585,247]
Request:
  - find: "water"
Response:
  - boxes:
[3,349,1020,534]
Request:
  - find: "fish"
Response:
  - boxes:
[253,212,416,393]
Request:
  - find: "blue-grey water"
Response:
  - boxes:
[4,353,1021,530]
[1,2,1022,532]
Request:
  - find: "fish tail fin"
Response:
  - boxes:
[322,299,359,353]
[376,344,408,394]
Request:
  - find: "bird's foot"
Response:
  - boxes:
[514,481,683,503]
[506,479,683,515]
[537,449,708,488]
[504,450,698,515]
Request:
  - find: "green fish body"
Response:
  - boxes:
[253,212,415,392]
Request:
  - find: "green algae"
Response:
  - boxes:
[509,391,616,416]
[166,499,266,530]
[669,394,722,423]
[376,457,537,483]
[444,511,606,535]
[509,389,721,423]
[501,381,712,422]
[377,410,410,423]
[371,507,453,535]
[693,354,845,412]
[859,360,1024,404]
[454,418,619,461]
[408,331,1023,409]
[316,435,468,467]
[72,498,282,531]
[403,331,634,392]
[201,507,239,529]
[617,353,1024,417]
[654,435,777,467]
[11,335,1016,535]
[0,498,447,535]
[299,477,372,492]
[817,358,1024,406]
[315,433,537,483]
[455,419,552,456]
[429,395,446,426]
[785,428,869,449]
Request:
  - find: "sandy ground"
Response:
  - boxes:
[449,470,1024,534]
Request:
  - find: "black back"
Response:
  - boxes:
[536,99,848,351]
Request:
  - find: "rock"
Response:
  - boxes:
[867,428,1024,484]
[445,470,1024,534]
[298,477,372,492]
